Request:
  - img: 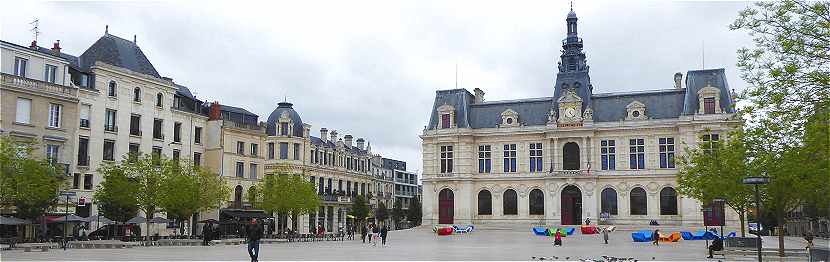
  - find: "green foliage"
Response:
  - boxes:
[349,195,370,222]
[0,137,65,220]
[375,202,389,222]
[158,161,229,235]
[406,198,422,226]
[391,200,405,225]
[94,163,139,223]
[249,174,319,218]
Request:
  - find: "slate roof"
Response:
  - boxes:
[174,84,194,99]
[592,89,686,121]
[682,68,736,115]
[309,136,370,156]
[265,102,303,137]
[220,104,257,116]
[469,97,553,128]
[427,89,474,129]
[78,34,161,78]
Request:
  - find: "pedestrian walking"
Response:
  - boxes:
[652,229,659,246]
[602,227,609,244]
[553,229,562,246]
[203,223,212,246]
[380,224,388,246]
[361,224,367,243]
[371,223,378,246]
[246,219,264,262]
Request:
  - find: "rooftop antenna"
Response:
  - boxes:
[570,1,573,11]
[29,19,40,43]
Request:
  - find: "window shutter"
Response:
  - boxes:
[16,98,31,123]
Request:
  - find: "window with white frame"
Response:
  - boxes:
[108,81,117,97]
[529,143,543,172]
[46,144,60,164]
[15,98,31,124]
[44,64,57,83]
[478,145,491,173]
[104,109,117,132]
[236,162,244,177]
[250,163,257,179]
[503,144,517,173]
[601,140,616,170]
[48,103,62,128]
[629,138,645,169]
[79,104,90,128]
[440,145,453,173]
[702,133,720,154]
[659,137,675,168]
[250,143,258,157]
[14,57,27,77]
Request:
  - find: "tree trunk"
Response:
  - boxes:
[739,210,746,237]
[778,225,785,257]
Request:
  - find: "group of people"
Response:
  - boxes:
[360,222,389,246]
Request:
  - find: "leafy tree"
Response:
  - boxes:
[250,174,319,225]
[406,198,422,226]
[99,153,165,242]
[391,200,405,228]
[0,137,65,221]
[375,202,389,225]
[677,129,754,236]
[731,0,829,141]
[95,163,139,224]
[159,161,230,235]
[349,195,370,225]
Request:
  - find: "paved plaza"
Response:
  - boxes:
[2,227,819,261]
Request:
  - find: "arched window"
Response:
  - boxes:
[503,189,518,215]
[234,185,243,208]
[108,81,117,97]
[529,189,544,215]
[477,190,492,215]
[601,188,618,215]
[156,93,163,107]
[660,187,678,215]
[563,142,580,170]
[133,87,141,102]
[630,187,647,215]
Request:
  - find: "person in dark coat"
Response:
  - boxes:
[652,229,660,246]
[380,224,388,246]
[203,223,212,246]
[361,224,367,243]
[246,219,264,262]
[707,236,723,258]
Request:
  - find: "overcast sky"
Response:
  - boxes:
[1,1,756,176]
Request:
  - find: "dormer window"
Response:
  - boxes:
[436,104,455,129]
[278,111,292,136]
[697,84,722,114]
[625,101,647,121]
[441,114,451,128]
[156,93,163,107]
[703,97,715,114]
[500,108,520,127]
[108,81,117,97]
[133,88,141,102]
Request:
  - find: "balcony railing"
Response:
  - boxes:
[223,121,263,131]
[2,73,77,98]
[547,170,588,176]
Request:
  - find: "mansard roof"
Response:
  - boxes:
[78,33,161,78]
[682,68,736,115]
[309,136,370,156]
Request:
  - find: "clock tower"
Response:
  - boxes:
[550,5,593,126]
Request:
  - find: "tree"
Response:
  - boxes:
[677,129,755,236]
[97,153,166,242]
[731,0,829,141]
[406,198,422,226]
[158,161,230,235]
[249,173,319,227]
[391,200,405,228]
[349,195,370,225]
[95,163,139,224]
[375,202,389,225]
[0,137,65,222]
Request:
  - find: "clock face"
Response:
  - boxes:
[565,108,576,118]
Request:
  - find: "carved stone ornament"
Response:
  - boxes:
[547,108,558,124]
[583,107,593,121]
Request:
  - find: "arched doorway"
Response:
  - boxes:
[563,142,580,170]
[529,189,544,215]
[234,185,243,208]
[477,190,492,215]
[438,188,454,224]
[560,185,582,225]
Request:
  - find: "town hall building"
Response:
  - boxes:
[420,8,741,226]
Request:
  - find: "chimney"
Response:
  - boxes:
[30,40,38,49]
[330,130,338,143]
[356,138,365,150]
[320,128,328,143]
[474,88,485,103]
[344,135,353,148]
[674,72,683,89]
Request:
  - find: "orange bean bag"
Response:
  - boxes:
[580,226,598,234]
[658,232,682,242]
[437,227,453,235]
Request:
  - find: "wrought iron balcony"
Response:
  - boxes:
[547,170,588,176]
[2,73,77,98]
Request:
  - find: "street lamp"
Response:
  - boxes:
[743,176,770,262]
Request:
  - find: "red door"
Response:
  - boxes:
[560,185,582,225]
[561,196,573,225]
[438,189,454,224]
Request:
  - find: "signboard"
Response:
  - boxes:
[703,201,726,226]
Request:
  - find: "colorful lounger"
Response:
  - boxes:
[532,227,549,236]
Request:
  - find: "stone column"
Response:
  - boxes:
[552,138,559,171]
[581,136,588,170]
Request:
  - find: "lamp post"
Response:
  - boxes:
[743,176,770,262]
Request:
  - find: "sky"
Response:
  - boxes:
[1,0,757,177]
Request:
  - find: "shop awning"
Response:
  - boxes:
[220,209,271,220]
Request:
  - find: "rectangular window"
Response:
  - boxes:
[45,144,60,164]
[601,140,616,170]
[152,147,162,159]
[77,137,89,166]
[44,64,57,83]
[193,152,202,166]
[105,109,117,132]
[279,142,288,159]
[529,143,543,172]
[194,127,202,144]
[173,122,182,142]
[130,114,141,136]
[73,173,81,189]
[250,143,258,157]
[103,140,115,161]
[153,119,163,140]
[236,162,244,177]
[629,138,645,170]
[14,57,27,77]
[704,97,716,114]
[237,141,245,155]
[659,137,675,168]
[268,143,275,159]
[128,143,140,157]
[172,149,180,162]
[47,104,62,128]
[79,104,90,128]
[702,133,720,153]
[250,163,257,179]
[83,174,93,190]
[478,145,493,173]
[280,123,289,136]
[293,143,300,160]
[441,114,450,128]
[503,144,517,173]
[440,145,453,173]
[15,98,31,124]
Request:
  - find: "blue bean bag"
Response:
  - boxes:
[691,230,707,240]
[532,227,549,236]
[725,232,736,238]
[453,225,474,233]
[680,231,694,240]
[631,231,652,242]
[565,227,576,235]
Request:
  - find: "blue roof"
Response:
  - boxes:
[266,102,303,137]
[78,34,161,78]
[469,97,553,128]
[682,68,736,115]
